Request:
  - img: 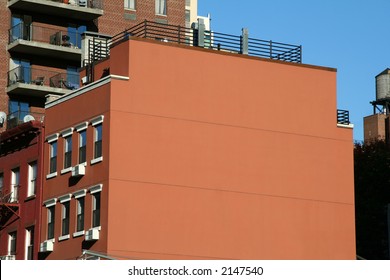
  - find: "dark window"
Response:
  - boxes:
[76,197,85,232]
[94,124,102,159]
[92,192,101,227]
[79,130,86,163]
[64,136,72,169]
[50,141,57,173]
[62,201,70,236]
[47,206,55,239]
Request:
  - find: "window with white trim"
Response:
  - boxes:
[124,0,136,10]
[10,167,20,202]
[25,226,34,260]
[61,201,70,236]
[49,141,57,174]
[94,124,102,159]
[79,129,87,164]
[27,161,37,197]
[47,206,55,240]
[76,197,85,232]
[64,135,72,169]
[8,231,17,255]
[92,192,101,228]
[156,0,167,15]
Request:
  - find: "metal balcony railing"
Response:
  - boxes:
[7,65,80,90]
[9,23,82,49]
[7,110,44,130]
[337,109,350,125]
[98,20,302,65]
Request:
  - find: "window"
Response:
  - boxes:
[76,197,85,232]
[25,227,34,260]
[92,192,101,228]
[8,231,17,255]
[61,201,70,236]
[94,124,102,159]
[10,167,20,202]
[27,161,37,197]
[124,0,136,10]
[47,206,55,240]
[155,0,167,15]
[79,130,86,164]
[185,0,191,6]
[64,136,72,169]
[49,141,57,174]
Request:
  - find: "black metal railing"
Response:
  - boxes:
[87,20,302,67]
[7,110,44,130]
[337,109,350,125]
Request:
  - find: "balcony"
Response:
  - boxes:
[6,110,45,130]
[7,65,80,98]
[7,0,103,21]
[8,23,82,61]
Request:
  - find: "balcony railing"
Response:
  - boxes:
[337,109,350,125]
[101,20,302,64]
[7,110,45,130]
[9,23,82,49]
[7,65,80,90]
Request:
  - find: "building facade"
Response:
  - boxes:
[0,0,195,260]
[0,120,44,260]
[40,34,355,260]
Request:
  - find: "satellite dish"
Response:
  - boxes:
[23,115,35,122]
[0,111,6,125]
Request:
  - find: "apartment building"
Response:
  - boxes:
[0,0,195,260]
[0,120,44,260]
[39,26,355,259]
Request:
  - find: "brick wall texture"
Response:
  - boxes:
[99,0,185,35]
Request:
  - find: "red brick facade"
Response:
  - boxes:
[99,0,185,35]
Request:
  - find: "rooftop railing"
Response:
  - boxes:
[105,20,302,64]
[8,0,104,9]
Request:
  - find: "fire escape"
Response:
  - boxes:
[0,190,20,230]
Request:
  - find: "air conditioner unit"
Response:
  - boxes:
[39,240,54,252]
[0,255,15,260]
[85,228,99,241]
[72,164,85,177]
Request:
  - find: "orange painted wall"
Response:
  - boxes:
[106,39,355,259]
[42,39,355,259]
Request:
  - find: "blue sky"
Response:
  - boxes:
[198,0,390,141]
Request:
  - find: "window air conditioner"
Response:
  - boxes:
[72,164,85,177]
[39,240,54,252]
[0,255,16,260]
[85,228,99,241]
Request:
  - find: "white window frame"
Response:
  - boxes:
[91,115,104,164]
[124,0,136,10]
[44,198,57,241]
[71,188,85,237]
[89,184,103,229]
[10,167,20,203]
[155,0,167,15]
[27,161,37,197]
[47,134,59,178]
[8,231,17,256]
[25,227,34,260]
